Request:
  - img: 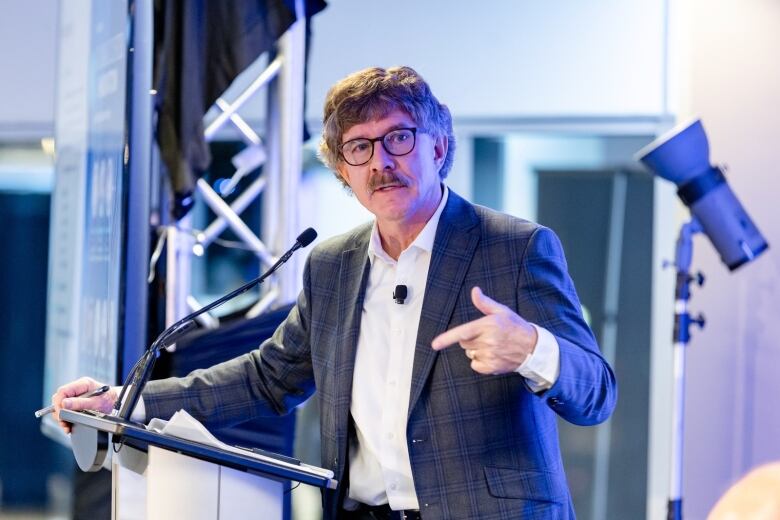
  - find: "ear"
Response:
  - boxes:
[433,134,448,170]
[336,163,352,187]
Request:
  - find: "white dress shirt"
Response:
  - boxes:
[346,186,561,509]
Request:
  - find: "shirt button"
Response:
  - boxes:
[390,483,398,491]
[387,433,394,440]
[389,380,397,386]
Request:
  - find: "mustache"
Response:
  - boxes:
[367,172,408,193]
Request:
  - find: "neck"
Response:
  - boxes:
[377,220,427,260]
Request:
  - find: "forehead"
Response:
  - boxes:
[341,109,416,142]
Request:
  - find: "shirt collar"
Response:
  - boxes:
[368,185,449,265]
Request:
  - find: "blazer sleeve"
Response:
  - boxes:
[141,256,317,430]
[518,226,617,426]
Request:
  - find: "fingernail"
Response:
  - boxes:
[63,399,71,409]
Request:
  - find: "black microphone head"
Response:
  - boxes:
[393,284,408,304]
[297,228,318,248]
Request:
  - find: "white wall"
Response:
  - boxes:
[305,0,666,119]
[649,1,780,518]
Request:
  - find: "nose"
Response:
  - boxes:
[369,140,394,171]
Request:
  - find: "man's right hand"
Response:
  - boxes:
[52,377,118,434]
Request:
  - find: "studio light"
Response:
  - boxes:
[636,119,768,270]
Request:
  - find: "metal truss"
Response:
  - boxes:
[164,0,306,331]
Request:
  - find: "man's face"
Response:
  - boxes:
[337,109,447,228]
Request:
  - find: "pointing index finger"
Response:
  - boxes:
[431,321,480,350]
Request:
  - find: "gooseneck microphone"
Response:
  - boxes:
[393,284,407,304]
[114,227,318,421]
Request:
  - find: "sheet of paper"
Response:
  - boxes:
[146,409,334,479]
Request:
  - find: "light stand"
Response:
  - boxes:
[667,218,706,520]
[636,119,769,520]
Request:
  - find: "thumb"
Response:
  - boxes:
[471,286,507,316]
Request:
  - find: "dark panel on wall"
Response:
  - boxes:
[473,137,505,210]
[536,169,653,520]
[0,192,72,507]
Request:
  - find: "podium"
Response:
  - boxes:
[60,409,337,519]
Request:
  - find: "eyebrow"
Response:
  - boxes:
[342,123,413,143]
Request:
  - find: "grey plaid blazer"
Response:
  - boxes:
[144,190,617,519]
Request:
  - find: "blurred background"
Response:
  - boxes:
[0,1,778,519]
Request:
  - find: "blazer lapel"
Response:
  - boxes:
[408,191,480,418]
[333,231,371,462]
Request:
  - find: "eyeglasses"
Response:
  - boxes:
[339,128,418,166]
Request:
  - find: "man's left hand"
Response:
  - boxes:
[431,286,538,375]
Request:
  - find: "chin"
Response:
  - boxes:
[372,203,412,222]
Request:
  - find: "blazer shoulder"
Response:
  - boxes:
[471,202,547,241]
[308,222,372,263]
[441,191,559,256]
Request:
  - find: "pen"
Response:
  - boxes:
[34,385,111,418]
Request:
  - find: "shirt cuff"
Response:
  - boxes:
[514,324,561,392]
[112,386,147,423]
[132,395,147,423]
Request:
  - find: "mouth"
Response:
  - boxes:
[371,182,405,194]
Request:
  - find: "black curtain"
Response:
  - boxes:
[153,0,327,219]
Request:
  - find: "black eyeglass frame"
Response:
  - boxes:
[339,127,418,166]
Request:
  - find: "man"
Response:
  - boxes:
[53,66,617,519]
